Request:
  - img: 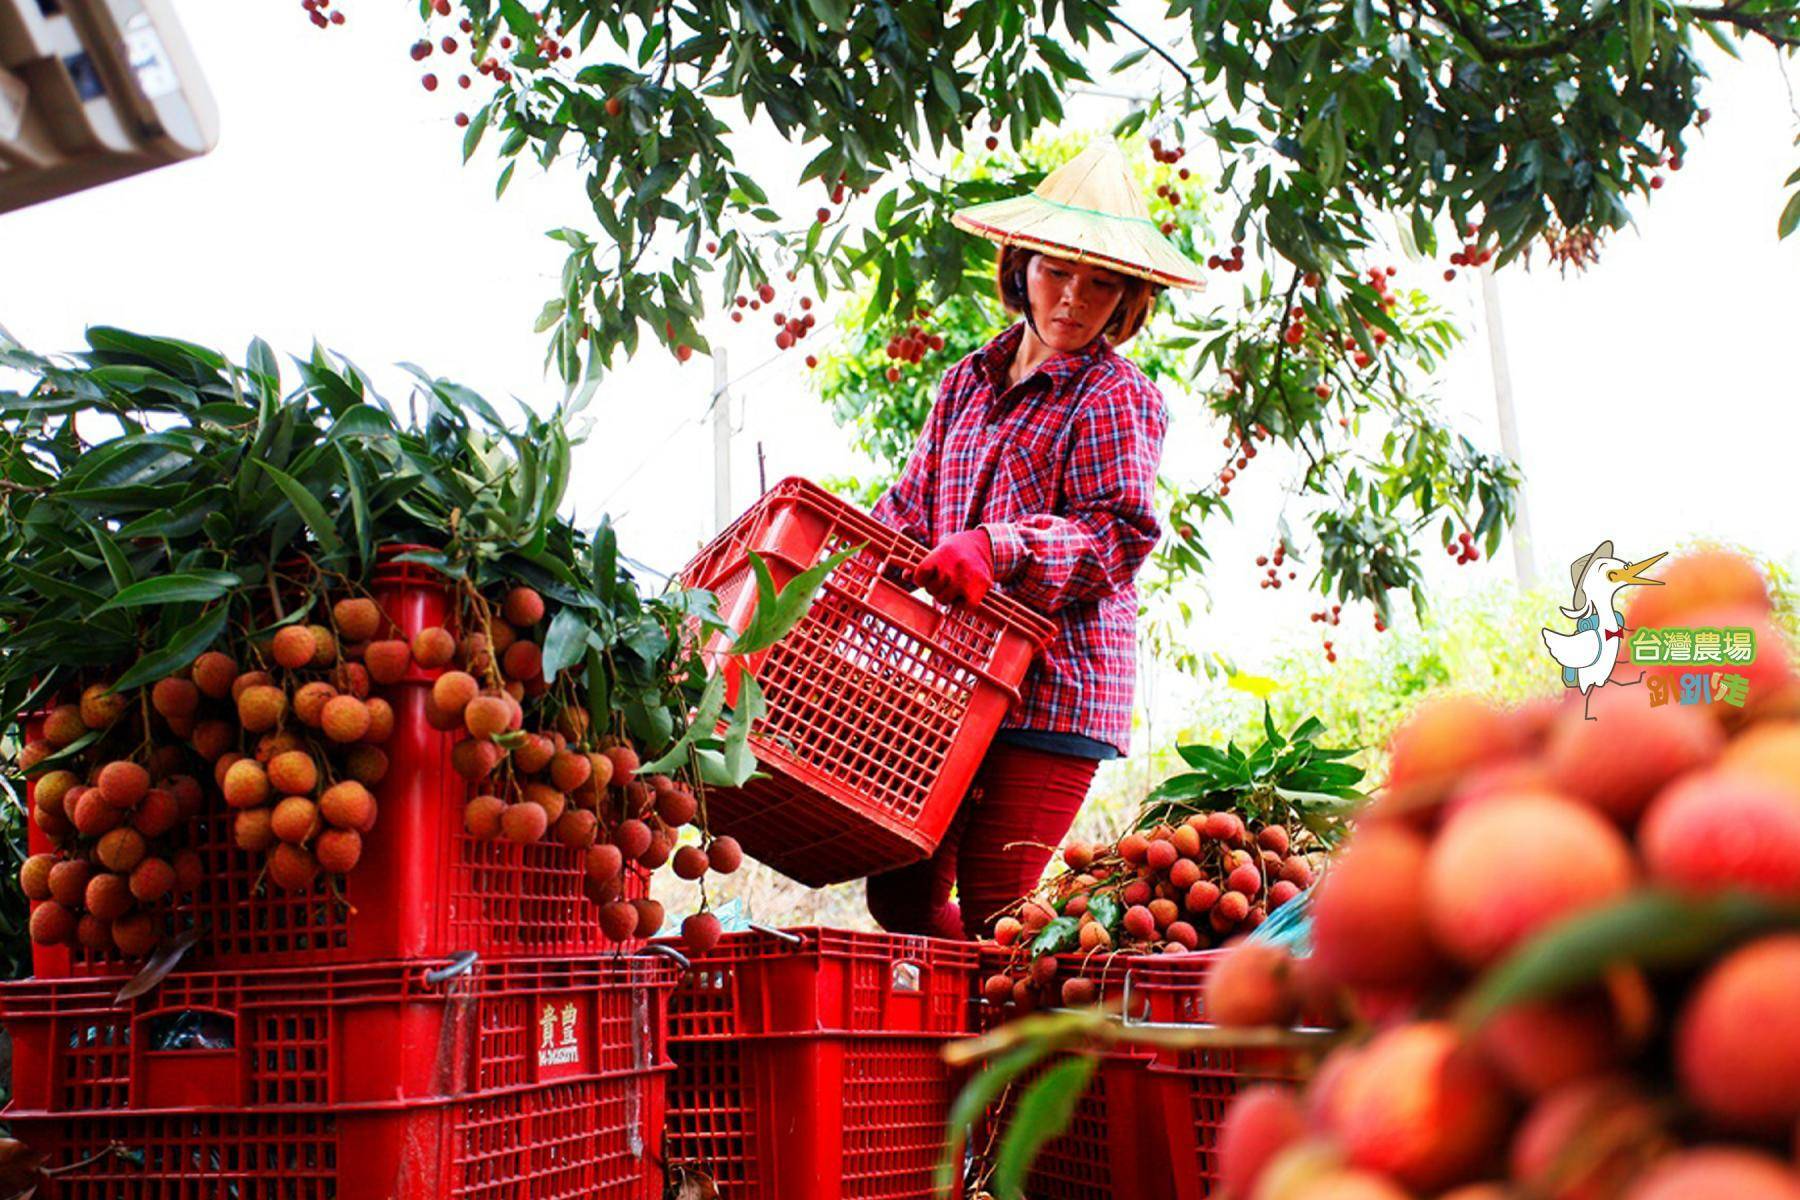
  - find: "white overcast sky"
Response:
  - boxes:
[3,1,1798,655]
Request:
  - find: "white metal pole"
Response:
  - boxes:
[711,346,732,534]
[1479,263,1537,588]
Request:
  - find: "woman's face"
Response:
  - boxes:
[1024,253,1127,351]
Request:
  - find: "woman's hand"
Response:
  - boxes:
[913,529,995,607]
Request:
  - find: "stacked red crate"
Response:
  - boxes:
[6,546,673,1198]
[661,926,980,1199]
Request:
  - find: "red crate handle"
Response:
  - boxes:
[733,544,1035,709]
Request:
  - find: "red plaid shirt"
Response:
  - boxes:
[871,320,1168,754]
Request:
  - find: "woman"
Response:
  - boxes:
[865,135,1205,940]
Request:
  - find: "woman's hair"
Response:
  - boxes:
[996,244,1161,345]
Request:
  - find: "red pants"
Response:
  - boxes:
[865,743,1100,941]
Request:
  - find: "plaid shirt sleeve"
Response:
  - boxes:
[981,373,1167,613]
[870,362,963,545]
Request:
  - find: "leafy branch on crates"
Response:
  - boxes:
[936,1004,1333,1200]
[0,326,823,970]
[1136,702,1365,849]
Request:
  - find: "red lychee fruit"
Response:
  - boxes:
[463,695,512,740]
[463,794,505,839]
[1674,933,1800,1136]
[1383,694,1520,799]
[333,597,383,642]
[361,697,393,744]
[500,802,548,844]
[319,781,378,833]
[364,640,412,685]
[1123,904,1157,940]
[267,750,319,796]
[554,808,598,849]
[151,676,200,721]
[95,827,146,873]
[129,857,176,905]
[501,640,542,681]
[272,625,317,670]
[292,681,338,728]
[1476,993,1630,1097]
[584,843,624,884]
[191,651,238,699]
[223,759,271,809]
[1330,1021,1512,1192]
[1204,811,1246,844]
[672,844,709,881]
[315,828,363,874]
[1621,1147,1800,1200]
[237,685,287,733]
[1424,790,1635,968]
[1309,826,1443,989]
[267,843,319,891]
[47,859,92,908]
[271,797,320,844]
[683,910,723,953]
[80,682,127,729]
[1622,549,1770,630]
[72,789,124,836]
[111,912,158,957]
[502,586,545,627]
[431,671,479,717]
[411,626,456,669]
[320,695,372,743]
[633,898,665,938]
[1543,687,1723,822]
[451,738,505,782]
[1509,1076,1665,1200]
[85,872,133,921]
[234,806,276,852]
[1206,942,1299,1027]
[1219,1085,1308,1200]
[1640,768,1800,898]
[599,900,638,941]
[97,760,149,808]
[706,835,742,874]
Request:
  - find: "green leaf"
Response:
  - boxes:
[720,673,766,785]
[89,524,135,592]
[1085,892,1121,934]
[1458,890,1800,1030]
[541,607,592,682]
[994,1056,1098,1197]
[92,572,239,614]
[252,458,344,558]
[110,602,231,693]
[1028,915,1080,957]
[729,546,859,655]
[1779,189,1800,240]
[935,1041,1049,1196]
[638,670,727,773]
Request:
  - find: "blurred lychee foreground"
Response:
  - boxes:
[1206,549,1800,1200]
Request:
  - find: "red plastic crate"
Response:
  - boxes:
[25,545,643,978]
[5,1070,667,1200]
[0,953,674,1113]
[664,926,979,1040]
[661,926,978,1199]
[1152,1044,1308,1200]
[666,1035,960,1200]
[970,947,1231,1200]
[678,478,1056,886]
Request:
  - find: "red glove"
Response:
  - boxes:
[913,529,995,608]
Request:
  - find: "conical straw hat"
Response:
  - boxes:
[951,134,1205,290]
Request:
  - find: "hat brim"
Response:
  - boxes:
[952,196,1206,290]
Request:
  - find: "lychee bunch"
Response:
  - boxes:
[978,811,1319,1013]
[406,580,742,945]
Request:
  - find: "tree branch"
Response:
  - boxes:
[1104,12,1196,88]
[1679,3,1800,45]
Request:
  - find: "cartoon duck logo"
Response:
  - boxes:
[1540,540,1667,721]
